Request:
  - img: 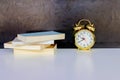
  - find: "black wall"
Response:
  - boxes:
[0,0,120,48]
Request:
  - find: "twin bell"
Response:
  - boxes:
[74,19,95,32]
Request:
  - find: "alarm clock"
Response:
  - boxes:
[74,19,95,50]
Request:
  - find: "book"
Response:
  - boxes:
[4,42,51,50]
[12,37,54,45]
[17,31,65,43]
[14,44,57,56]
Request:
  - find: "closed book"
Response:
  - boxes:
[14,44,57,56]
[17,31,65,43]
[12,37,54,45]
[4,42,51,50]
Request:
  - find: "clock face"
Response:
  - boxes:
[75,29,95,50]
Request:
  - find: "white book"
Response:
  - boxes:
[4,42,51,50]
[14,44,57,54]
[12,37,54,45]
[14,44,57,57]
[17,31,65,43]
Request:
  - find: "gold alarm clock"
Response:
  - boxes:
[74,19,95,50]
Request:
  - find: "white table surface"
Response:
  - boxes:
[0,48,120,80]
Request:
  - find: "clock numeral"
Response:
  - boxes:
[78,35,81,37]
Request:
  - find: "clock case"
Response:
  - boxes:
[73,19,96,50]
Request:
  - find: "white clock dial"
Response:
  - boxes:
[75,29,95,49]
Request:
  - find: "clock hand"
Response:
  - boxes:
[81,39,84,42]
[78,37,85,43]
[81,37,88,44]
[84,38,89,45]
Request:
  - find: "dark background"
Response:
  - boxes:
[0,0,120,48]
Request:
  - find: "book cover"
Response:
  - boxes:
[17,31,65,43]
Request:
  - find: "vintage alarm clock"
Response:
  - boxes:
[74,19,95,50]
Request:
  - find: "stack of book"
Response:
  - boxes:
[4,31,65,55]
